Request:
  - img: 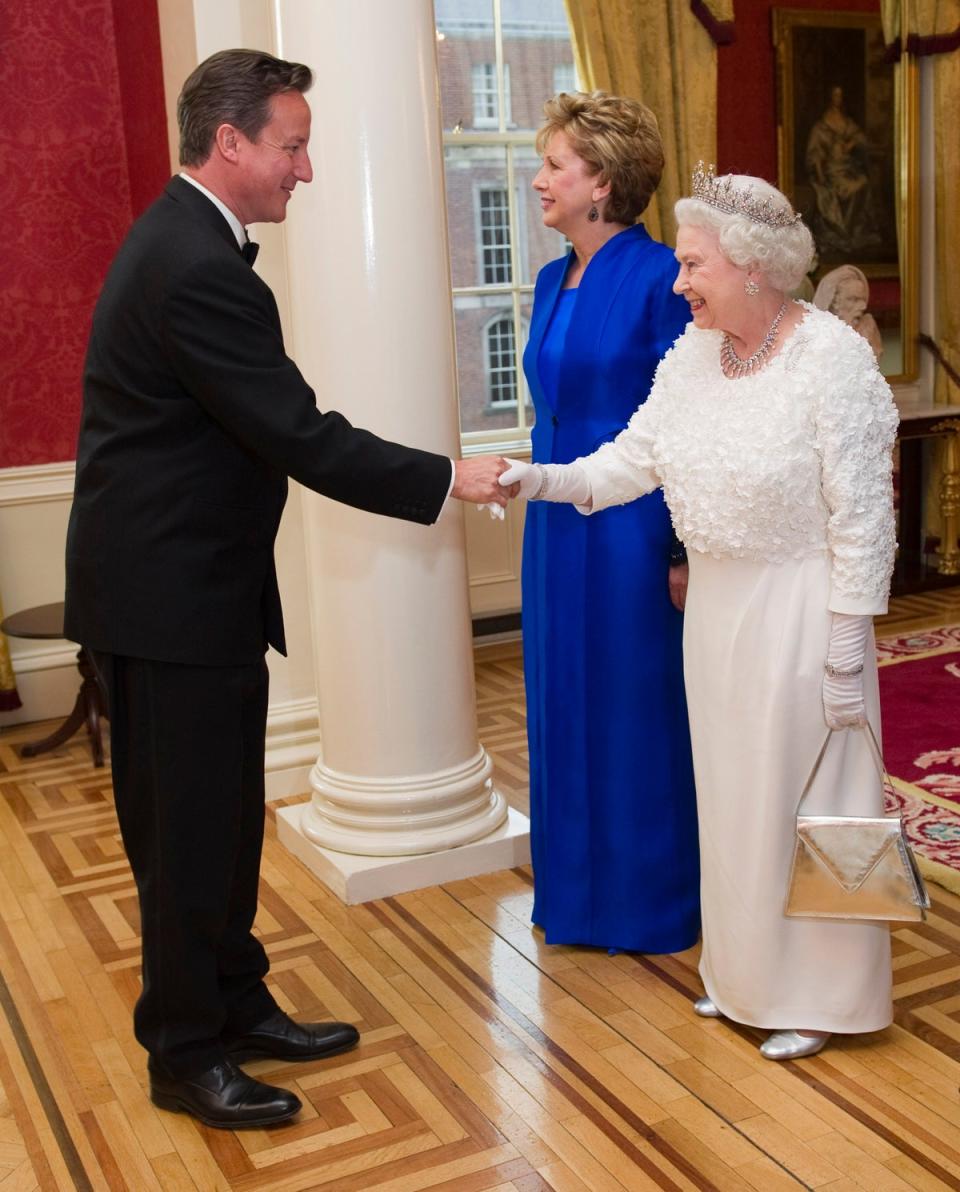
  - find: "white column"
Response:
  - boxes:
[273,0,528,897]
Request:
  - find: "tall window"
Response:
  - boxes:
[472,62,512,127]
[485,316,519,406]
[437,0,577,445]
[553,62,578,95]
[478,186,512,283]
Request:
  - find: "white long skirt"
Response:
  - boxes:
[684,549,893,1034]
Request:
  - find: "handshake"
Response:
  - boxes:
[451,456,531,515]
[452,457,591,518]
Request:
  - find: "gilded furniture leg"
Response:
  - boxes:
[933,419,960,575]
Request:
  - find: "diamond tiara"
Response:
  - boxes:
[689,162,802,229]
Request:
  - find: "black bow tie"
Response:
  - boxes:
[241,240,259,266]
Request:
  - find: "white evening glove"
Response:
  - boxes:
[822,612,871,729]
[498,459,592,507]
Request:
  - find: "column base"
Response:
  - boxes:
[304,749,508,856]
[276,804,530,905]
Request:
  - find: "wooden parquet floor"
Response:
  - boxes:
[1,594,960,1190]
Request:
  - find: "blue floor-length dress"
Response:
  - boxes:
[521,223,700,952]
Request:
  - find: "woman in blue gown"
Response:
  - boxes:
[522,92,699,952]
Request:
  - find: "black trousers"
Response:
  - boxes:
[91,650,279,1077]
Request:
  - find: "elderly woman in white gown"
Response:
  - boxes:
[501,168,898,1061]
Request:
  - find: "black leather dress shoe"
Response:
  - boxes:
[224,1011,360,1063]
[149,1058,301,1129]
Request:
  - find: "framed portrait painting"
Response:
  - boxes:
[774,7,918,381]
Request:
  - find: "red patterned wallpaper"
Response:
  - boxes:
[0,0,168,468]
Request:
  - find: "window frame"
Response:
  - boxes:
[448,134,535,454]
[472,61,513,129]
[552,62,577,95]
[475,183,513,286]
[439,0,573,454]
[483,312,531,411]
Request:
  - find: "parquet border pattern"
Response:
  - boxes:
[0,589,958,1188]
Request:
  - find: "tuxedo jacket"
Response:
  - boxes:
[65,177,451,666]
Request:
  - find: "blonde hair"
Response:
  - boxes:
[536,91,664,224]
[674,175,815,291]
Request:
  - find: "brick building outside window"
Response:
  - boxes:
[437,0,578,443]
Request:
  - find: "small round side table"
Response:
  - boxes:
[0,601,107,767]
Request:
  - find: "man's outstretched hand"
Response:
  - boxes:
[452,456,519,508]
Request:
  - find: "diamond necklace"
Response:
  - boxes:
[720,302,788,379]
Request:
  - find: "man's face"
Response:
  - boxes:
[233,90,313,225]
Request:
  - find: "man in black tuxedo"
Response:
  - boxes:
[64,48,513,1129]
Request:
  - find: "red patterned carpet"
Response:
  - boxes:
[878,624,960,894]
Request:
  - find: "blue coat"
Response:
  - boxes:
[521,223,700,952]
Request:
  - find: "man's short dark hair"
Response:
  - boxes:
[178,49,313,167]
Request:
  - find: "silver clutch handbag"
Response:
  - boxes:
[784,724,930,923]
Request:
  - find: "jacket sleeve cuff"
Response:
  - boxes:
[828,590,889,616]
[430,459,457,522]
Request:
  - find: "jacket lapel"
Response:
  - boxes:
[164,176,243,256]
[526,249,573,415]
[554,224,652,415]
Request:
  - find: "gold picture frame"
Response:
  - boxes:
[774,7,918,382]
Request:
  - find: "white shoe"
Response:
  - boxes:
[759,1031,829,1060]
[693,996,722,1018]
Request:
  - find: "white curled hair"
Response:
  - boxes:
[674,175,815,291]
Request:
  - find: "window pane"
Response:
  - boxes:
[478,187,512,284]
[553,62,578,95]
[444,144,509,289]
[454,293,522,434]
[514,143,565,285]
[436,0,497,133]
[488,317,518,405]
[500,0,572,133]
[471,62,498,126]
[438,0,578,446]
